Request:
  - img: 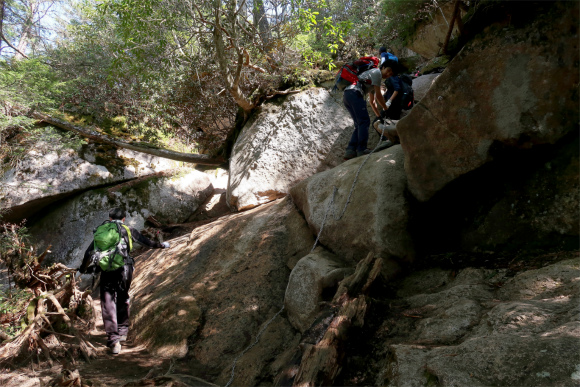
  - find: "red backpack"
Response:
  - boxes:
[332,56,380,92]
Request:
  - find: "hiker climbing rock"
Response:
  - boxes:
[372,61,415,148]
[78,207,170,354]
[379,61,403,121]
[378,46,398,66]
[333,56,394,160]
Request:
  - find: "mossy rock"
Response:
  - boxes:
[421,55,451,74]
[281,69,335,89]
[399,55,424,73]
[89,143,141,175]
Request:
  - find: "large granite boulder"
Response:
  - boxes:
[0,127,180,222]
[27,168,213,268]
[290,145,414,266]
[408,132,579,255]
[397,2,579,202]
[284,247,353,332]
[411,74,440,103]
[130,198,314,386]
[376,256,580,386]
[187,168,231,222]
[459,136,579,250]
[227,88,354,211]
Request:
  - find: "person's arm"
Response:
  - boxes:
[129,226,167,248]
[369,91,381,117]
[374,85,389,111]
[78,242,95,273]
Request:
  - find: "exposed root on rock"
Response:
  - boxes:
[275,252,383,387]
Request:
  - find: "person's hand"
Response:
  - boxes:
[386,100,392,108]
[161,242,170,248]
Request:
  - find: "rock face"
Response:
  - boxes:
[0,127,180,222]
[187,168,231,222]
[130,198,314,386]
[227,88,354,211]
[407,1,463,59]
[291,145,414,265]
[27,168,212,268]
[375,256,580,387]
[459,136,579,250]
[284,247,353,332]
[397,2,579,202]
[411,74,440,103]
[408,133,579,255]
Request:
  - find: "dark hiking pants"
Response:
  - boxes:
[343,89,370,152]
[100,264,133,347]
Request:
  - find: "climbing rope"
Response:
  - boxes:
[225,306,286,387]
[225,121,391,387]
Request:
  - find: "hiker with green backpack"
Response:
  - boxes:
[78,207,169,354]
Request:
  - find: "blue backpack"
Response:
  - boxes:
[381,52,398,63]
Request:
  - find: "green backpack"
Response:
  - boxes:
[92,221,133,271]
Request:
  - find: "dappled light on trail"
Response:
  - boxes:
[127,198,314,384]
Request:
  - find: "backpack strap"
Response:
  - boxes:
[117,223,134,266]
[121,225,133,252]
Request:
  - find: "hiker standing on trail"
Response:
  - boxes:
[343,60,393,160]
[79,207,170,354]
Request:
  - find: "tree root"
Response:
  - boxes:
[0,259,97,366]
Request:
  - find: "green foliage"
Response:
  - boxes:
[0,58,68,109]
[0,288,33,338]
[0,288,31,316]
[0,0,437,158]
[380,0,437,47]
[292,33,334,71]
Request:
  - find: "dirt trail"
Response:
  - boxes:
[0,298,173,387]
[78,299,175,385]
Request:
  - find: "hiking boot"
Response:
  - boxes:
[357,148,372,157]
[119,335,127,342]
[343,149,357,160]
[111,341,121,355]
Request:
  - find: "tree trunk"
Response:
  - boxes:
[253,0,271,46]
[30,111,225,165]
[0,0,29,58]
[290,253,383,387]
[442,0,461,54]
[14,0,37,60]
[212,0,256,115]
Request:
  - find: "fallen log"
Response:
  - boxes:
[29,111,226,166]
[290,252,383,387]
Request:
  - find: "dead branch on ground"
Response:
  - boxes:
[0,223,97,367]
